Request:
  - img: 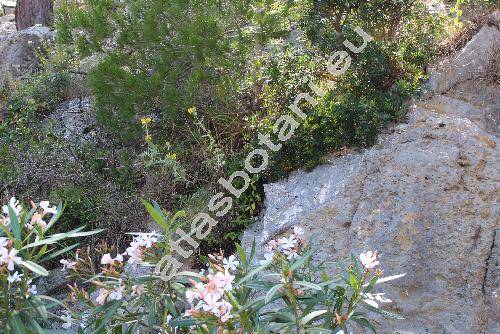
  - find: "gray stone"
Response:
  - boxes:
[426,25,500,95]
[47,97,100,145]
[0,14,15,34]
[1,1,16,16]
[243,23,500,334]
[0,25,54,85]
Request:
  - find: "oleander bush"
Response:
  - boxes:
[0,197,101,332]
[54,202,406,333]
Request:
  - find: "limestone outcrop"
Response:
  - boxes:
[0,25,54,85]
[243,16,499,334]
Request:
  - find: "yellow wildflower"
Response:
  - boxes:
[145,135,152,142]
[187,107,197,115]
[167,153,177,160]
[141,117,152,125]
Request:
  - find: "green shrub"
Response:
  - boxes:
[54,0,448,258]
[50,185,102,234]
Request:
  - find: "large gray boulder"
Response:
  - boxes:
[243,21,499,334]
[0,13,15,34]
[426,23,500,95]
[47,97,100,146]
[0,25,54,85]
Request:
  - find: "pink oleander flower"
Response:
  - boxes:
[96,288,110,305]
[218,300,233,323]
[131,284,145,297]
[28,213,47,230]
[0,247,22,271]
[100,253,124,265]
[359,251,380,269]
[39,201,57,215]
[60,254,79,271]
[212,270,235,292]
[125,241,144,264]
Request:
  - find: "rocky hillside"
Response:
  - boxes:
[243,12,499,334]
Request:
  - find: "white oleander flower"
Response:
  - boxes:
[100,253,123,265]
[222,255,239,272]
[28,284,38,295]
[283,248,299,260]
[61,311,73,329]
[278,235,297,250]
[359,251,379,269]
[96,288,110,305]
[259,252,274,265]
[136,233,158,248]
[109,284,125,301]
[363,292,392,308]
[0,237,8,248]
[266,239,278,251]
[293,226,304,235]
[131,284,145,297]
[2,197,22,217]
[7,271,23,283]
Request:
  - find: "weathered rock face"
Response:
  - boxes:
[0,13,15,34]
[47,97,101,146]
[0,25,54,85]
[243,18,499,334]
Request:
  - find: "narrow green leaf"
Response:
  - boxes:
[295,281,323,291]
[69,229,105,238]
[8,312,26,334]
[362,302,404,319]
[235,243,247,268]
[94,300,121,332]
[291,248,315,271]
[9,206,21,240]
[265,283,283,304]
[142,199,169,232]
[300,310,328,326]
[237,261,272,286]
[22,226,86,249]
[20,260,49,276]
[39,243,80,264]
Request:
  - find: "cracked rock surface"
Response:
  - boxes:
[243,15,499,334]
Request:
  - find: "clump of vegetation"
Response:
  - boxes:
[2,0,453,258]
[0,197,101,332]
[55,203,406,333]
[53,0,449,252]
